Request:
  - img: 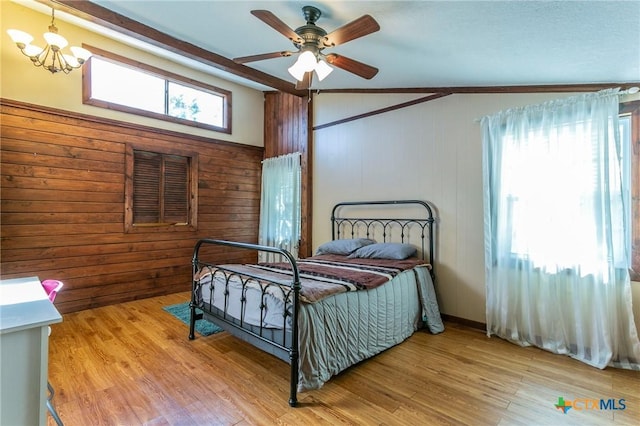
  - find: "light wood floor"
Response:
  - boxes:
[47,292,639,425]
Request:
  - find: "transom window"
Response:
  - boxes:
[83,45,231,133]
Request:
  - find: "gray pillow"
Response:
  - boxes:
[315,238,376,255]
[348,242,417,260]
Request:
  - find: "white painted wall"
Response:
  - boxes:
[312,91,640,334]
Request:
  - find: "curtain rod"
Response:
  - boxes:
[473,87,639,123]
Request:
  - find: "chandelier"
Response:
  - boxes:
[6,7,92,74]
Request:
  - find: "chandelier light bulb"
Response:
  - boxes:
[63,54,79,68]
[23,44,44,57]
[70,46,92,63]
[43,31,68,50]
[7,29,33,48]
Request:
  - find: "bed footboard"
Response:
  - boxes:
[189,238,301,407]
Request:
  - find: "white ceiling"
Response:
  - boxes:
[19,1,640,91]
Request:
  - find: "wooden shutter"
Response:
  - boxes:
[130,148,193,228]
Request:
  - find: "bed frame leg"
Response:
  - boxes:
[289,347,298,407]
[188,302,196,340]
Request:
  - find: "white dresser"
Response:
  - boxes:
[0,276,62,426]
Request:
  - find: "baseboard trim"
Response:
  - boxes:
[441,314,486,332]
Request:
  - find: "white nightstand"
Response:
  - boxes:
[0,276,62,426]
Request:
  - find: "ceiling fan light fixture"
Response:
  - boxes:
[288,60,307,81]
[288,49,319,81]
[315,59,333,81]
[297,50,317,72]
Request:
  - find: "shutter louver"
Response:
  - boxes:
[133,151,161,223]
[164,156,189,223]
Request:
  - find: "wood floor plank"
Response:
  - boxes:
[46,292,640,425]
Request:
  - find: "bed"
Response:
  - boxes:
[189,200,444,407]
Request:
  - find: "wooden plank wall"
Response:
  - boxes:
[263,92,312,257]
[0,99,263,313]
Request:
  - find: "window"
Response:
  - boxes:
[499,99,639,278]
[125,146,198,232]
[258,153,301,262]
[501,118,627,273]
[621,101,640,279]
[83,46,231,133]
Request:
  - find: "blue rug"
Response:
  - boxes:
[163,302,222,336]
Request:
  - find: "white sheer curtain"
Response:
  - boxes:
[481,89,640,370]
[258,152,301,263]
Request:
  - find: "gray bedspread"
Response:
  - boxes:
[297,265,444,391]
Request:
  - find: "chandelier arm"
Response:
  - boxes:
[31,45,51,68]
[60,55,73,74]
[58,51,73,72]
[51,51,61,73]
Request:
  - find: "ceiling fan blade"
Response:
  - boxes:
[324,15,380,47]
[251,10,303,44]
[295,72,313,90]
[325,54,379,80]
[233,51,294,64]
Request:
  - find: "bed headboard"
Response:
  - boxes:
[330,200,436,271]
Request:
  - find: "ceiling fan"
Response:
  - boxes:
[233,5,380,90]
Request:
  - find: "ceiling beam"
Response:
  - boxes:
[44,0,307,97]
[316,83,640,94]
[313,93,452,131]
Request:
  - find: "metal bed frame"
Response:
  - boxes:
[331,199,435,277]
[189,200,435,407]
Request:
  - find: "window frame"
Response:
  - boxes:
[125,144,199,233]
[82,45,232,134]
[621,100,640,280]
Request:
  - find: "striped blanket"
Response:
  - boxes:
[197,254,428,304]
